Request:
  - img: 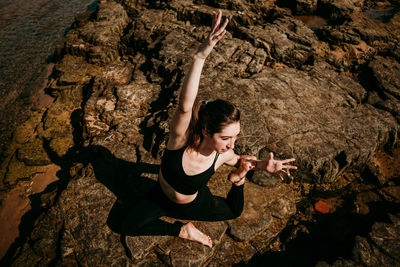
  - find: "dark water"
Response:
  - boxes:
[364,6,400,23]
[0,0,96,157]
[294,15,328,29]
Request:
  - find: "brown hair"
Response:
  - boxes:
[186,99,240,150]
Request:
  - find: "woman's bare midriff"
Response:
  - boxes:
[158,170,198,204]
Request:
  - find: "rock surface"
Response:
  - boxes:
[1,0,400,265]
[317,213,400,267]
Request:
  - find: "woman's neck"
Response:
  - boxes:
[194,140,215,157]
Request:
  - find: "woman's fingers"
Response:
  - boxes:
[211,11,216,30]
[282,165,297,170]
[279,169,289,177]
[210,10,228,41]
[240,156,257,172]
[282,158,296,163]
[212,10,222,33]
[279,165,296,177]
[276,173,284,181]
[213,18,228,37]
[243,155,257,160]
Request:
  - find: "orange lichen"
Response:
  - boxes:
[315,200,330,214]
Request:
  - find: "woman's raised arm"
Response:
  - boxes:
[168,10,228,149]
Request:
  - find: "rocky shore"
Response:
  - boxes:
[1,0,399,266]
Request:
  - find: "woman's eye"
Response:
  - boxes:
[222,137,229,141]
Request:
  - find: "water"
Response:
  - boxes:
[0,0,97,157]
[364,6,400,23]
[294,15,328,29]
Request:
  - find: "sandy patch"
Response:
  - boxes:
[0,164,60,258]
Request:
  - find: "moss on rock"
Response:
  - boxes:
[55,55,103,86]
[12,111,44,145]
[3,154,41,186]
[49,135,75,159]
[17,138,51,166]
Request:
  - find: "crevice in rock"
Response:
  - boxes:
[358,61,387,99]
[153,245,172,266]
[119,234,133,261]
[334,150,348,174]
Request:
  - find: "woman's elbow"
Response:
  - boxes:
[178,103,192,114]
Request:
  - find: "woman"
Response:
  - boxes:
[121,10,297,247]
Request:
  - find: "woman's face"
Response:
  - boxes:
[206,121,241,153]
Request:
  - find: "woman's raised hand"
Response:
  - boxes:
[229,156,257,186]
[195,10,229,59]
[256,153,297,181]
[238,155,257,174]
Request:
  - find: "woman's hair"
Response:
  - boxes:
[186,99,240,149]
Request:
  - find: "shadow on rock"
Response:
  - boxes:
[80,144,162,260]
[0,108,161,265]
[82,145,160,232]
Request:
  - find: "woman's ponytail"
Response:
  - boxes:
[186,100,205,149]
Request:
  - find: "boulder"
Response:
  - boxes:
[368,56,400,100]
[233,17,317,67]
[365,56,400,123]
[55,55,102,86]
[83,61,160,162]
[197,60,396,186]
[63,0,130,65]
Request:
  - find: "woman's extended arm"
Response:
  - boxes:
[224,151,297,185]
[168,10,229,149]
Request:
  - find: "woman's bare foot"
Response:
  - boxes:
[178,222,212,248]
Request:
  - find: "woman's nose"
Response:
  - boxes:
[228,139,235,149]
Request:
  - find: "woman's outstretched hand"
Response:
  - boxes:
[195,10,229,59]
[255,153,297,181]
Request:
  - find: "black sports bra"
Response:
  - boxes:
[160,146,219,195]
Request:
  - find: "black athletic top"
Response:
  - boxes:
[160,146,219,195]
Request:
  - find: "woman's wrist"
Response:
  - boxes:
[193,53,207,61]
[229,171,246,185]
[255,159,267,171]
[232,169,246,179]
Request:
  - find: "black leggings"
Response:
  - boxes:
[121,183,244,236]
